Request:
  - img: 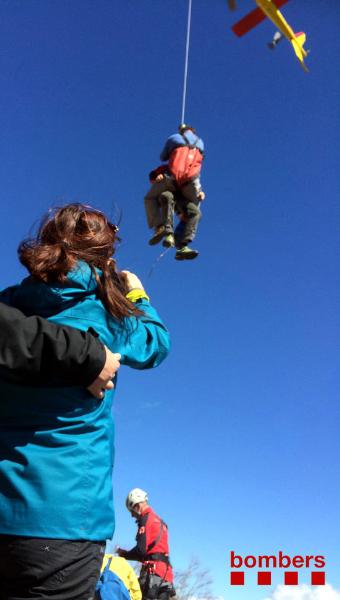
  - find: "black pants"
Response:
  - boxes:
[139,571,173,600]
[144,176,199,229]
[143,592,171,600]
[175,196,201,246]
[159,192,176,234]
[0,536,105,600]
[158,192,202,244]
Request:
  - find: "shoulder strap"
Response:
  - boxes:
[182,132,198,149]
[147,519,165,553]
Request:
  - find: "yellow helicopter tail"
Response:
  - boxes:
[290,31,308,71]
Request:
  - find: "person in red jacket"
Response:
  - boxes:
[117,489,175,600]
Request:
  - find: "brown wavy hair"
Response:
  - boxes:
[19,203,142,320]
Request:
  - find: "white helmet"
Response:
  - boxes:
[126,488,148,511]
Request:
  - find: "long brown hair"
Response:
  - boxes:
[19,203,141,320]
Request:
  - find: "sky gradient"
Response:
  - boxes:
[0,1,339,599]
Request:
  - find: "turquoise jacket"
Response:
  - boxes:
[0,263,170,541]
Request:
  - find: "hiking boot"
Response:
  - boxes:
[162,233,175,248]
[148,226,166,246]
[175,246,199,260]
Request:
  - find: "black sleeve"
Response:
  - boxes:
[121,515,147,562]
[120,547,144,562]
[0,302,106,387]
[149,165,168,183]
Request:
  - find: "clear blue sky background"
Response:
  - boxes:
[0,1,339,599]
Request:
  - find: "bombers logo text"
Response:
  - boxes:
[229,551,326,586]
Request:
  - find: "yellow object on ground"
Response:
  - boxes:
[101,555,142,600]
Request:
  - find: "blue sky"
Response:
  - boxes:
[0,1,339,599]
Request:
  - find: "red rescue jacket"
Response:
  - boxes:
[123,507,173,583]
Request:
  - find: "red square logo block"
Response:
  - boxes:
[258,572,272,585]
[311,572,326,585]
[230,572,245,585]
[284,572,298,585]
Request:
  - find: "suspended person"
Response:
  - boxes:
[145,124,204,247]
[144,124,205,259]
[0,203,170,600]
[117,489,175,600]
[144,165,175,247]
[268,31,284,49]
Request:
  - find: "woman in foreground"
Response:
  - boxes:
[0,203,170,600]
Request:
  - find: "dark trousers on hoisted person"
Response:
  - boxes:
[144,191,176,237]
[144,176,199,230]
[175,195,201,247]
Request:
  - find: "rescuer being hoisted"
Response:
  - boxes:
[117,489,175,600]
[142,1,207,261]
[144,124,206,260]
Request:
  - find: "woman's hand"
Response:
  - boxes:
[120,270,145,292]
[87,348,121,399]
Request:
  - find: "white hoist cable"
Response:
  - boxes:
[181,0,192,125]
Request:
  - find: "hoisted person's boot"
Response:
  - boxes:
[148,225,166,246]
[163,233,175,248]
[175,245,199,260]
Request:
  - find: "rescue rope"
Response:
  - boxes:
[148,247,171,278]
[181,0,192,124]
